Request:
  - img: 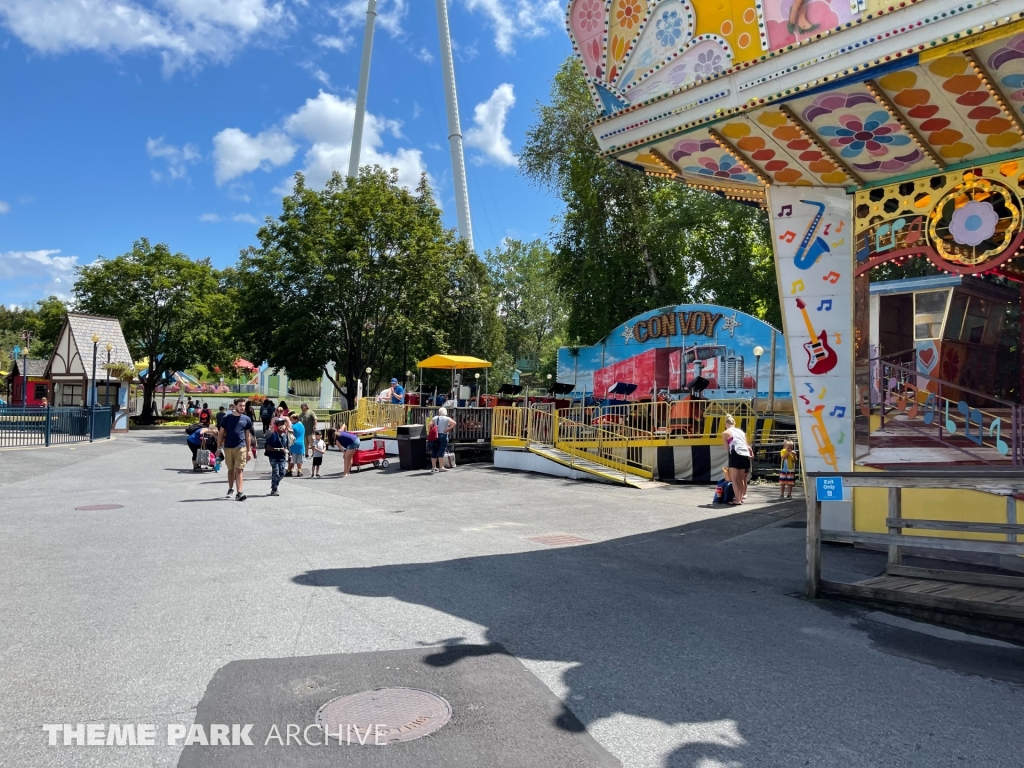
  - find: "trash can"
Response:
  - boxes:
[396,423,428,470]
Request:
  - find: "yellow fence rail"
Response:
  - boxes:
[492,406,527,448]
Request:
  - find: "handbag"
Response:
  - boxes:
[427,420,439,442]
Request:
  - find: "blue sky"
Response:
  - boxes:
[0,0,572,307]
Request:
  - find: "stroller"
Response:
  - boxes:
[188,428,220,472]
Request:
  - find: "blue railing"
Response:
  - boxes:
[0,406,114,448]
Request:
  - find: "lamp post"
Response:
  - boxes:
[365,367,372,403]
[105,342,112,410]
[752,346,764,412]
[90,333,100,442]
[474,372,480,405]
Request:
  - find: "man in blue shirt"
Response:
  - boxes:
[218,398,256,501]
[390,377,405,404]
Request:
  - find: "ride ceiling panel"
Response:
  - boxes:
[785,84,936,183]
[718,110,851,186]
[653,135,763,185]
[976,32,1024,125]
[873,54,1024,162]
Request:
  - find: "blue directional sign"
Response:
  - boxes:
[815,476,845,502]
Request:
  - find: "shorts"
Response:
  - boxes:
[223,446,249,472]
[312,456,323,467]
[779,470,795,485]
[431,434,449,459]
[728,450,751,471]
[289,449,304,464]
[338,435,360,451]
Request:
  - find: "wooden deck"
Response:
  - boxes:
[823,574,1024,621]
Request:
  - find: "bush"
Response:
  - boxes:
[249,393,267,405]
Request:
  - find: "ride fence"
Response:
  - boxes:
[0,406,114,448]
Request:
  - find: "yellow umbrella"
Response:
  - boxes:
[416,354,491,369]
[416,355,491,402]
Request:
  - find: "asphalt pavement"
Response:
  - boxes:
[1,432,1022,767]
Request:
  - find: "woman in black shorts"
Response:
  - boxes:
[722,415,752,504]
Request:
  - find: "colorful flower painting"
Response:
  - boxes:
[949,200,999,246]
[817,111,911,158]
[693,49,724,78]
[576,0,603,32]
[655,10,683,46]
[685,154,756,182]
[616,0,642,30]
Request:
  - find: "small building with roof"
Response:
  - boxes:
[4,358,50,406]
[45,313,134,430]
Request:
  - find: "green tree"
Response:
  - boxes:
[485,238,566,377]
[74,238,230,422]
[0,296,67,372]
[521,57,781,343]
[234,168,497,398]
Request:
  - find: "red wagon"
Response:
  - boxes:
[351,438,390,471]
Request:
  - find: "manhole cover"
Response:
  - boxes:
[314,688,452,745]
[75,504,124,510]
[528,534,591,547]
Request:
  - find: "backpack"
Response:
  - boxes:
[186,423,202,435]
[714,478,735,504]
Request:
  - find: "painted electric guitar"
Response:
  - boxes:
[794,200,831,270]
[808,404,839,471]
[795,297,838,374]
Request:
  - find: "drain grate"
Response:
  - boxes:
[527,534,591,547]
[315,688,452,745]
[75,504,124,511]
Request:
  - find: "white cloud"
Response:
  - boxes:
[301,61,333,89]
[212,127,296,185]
[146,137,201,181]
[331,0,406,37]
[282,91,427,191]
[314,33,351,52]
[199,213,221,222]
[0,249,80,304]
[0,0,288,75]
[232,213,258,224]
[465,83,517,167]
[461,0,562,54]
[213,91,428,194]
[412,101,422,119]
[413,46,433,63]
[0,201,9,214]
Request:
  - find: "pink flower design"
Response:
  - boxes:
[577,0,603,33]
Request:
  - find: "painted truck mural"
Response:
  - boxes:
[557,304,790,403]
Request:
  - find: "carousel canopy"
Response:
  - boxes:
[566,0,1024,277]
[416,354,493,369]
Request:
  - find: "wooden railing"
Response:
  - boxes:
[806,470,1024,599]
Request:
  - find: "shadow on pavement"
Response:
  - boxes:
[290,509,1024,767]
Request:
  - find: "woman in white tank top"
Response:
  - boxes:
[722,415,751,504]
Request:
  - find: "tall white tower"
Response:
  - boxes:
[347,0,474,250]
[348,0,377,179]
[434,0,474,252]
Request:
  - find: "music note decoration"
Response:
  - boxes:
[779,230,797,243]
[823,272,841,284]
[816,299,832,312]
[777,204,793,217]
[791,279,805,294]
[829,405,846,418]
